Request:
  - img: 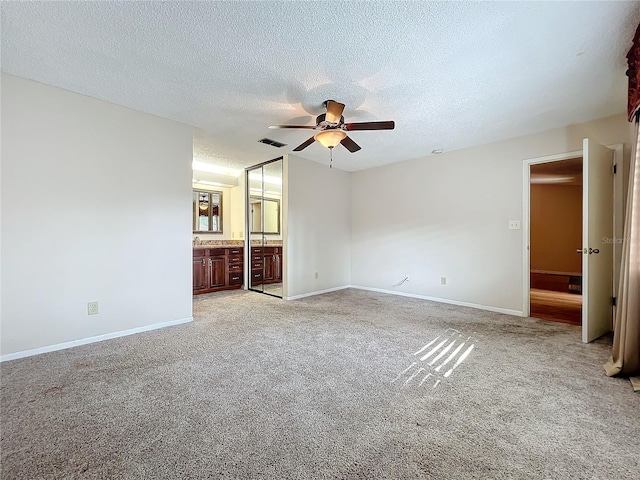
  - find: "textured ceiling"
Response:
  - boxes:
[2,1,639,173]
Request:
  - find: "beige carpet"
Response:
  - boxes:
[1,289,638,479]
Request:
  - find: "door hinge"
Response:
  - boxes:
[613,164,617,174]
[612,296,617,306]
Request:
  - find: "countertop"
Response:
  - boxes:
[193,240,282,248]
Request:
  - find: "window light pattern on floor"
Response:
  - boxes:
[392,328,475,389]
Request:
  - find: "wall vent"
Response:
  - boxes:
[258,138,287,148]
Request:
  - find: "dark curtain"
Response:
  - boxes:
[627,23,640,120]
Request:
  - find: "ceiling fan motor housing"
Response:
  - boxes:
[315,113,345,130]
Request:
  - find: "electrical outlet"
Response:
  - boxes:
[509,220,521,230]
[440,277,447,285]
[315,272,318,279]
[232,232,235,238]
[88,301,99,315]
[239,231,244,238]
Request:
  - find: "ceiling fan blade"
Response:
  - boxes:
[344,120,395,131]
[269,125,316,129]
[293,136,316,151]
[325,101,345,123]
[340,135,361,153]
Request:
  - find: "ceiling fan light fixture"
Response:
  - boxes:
[314,130,346,148]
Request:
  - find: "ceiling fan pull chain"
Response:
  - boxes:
[330,147,333,169]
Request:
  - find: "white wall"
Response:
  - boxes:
[285,155,351,298]
[1,74,194,357]
[229,171,246,241]
[351,113,633,314]
[530,183,582,274]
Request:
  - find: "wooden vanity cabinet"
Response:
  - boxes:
[193,247,244,294]
[248,245,282,287]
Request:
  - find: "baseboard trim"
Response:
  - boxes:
[286,285,350,301]
[348,285,525,317]
[0,316,193,363]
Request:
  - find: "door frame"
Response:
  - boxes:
[521,143,624,320]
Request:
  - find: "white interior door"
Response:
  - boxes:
[582,138,614,343]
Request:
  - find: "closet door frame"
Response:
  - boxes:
[245,157,284,299]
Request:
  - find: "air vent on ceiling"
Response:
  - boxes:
[259,138,287,148]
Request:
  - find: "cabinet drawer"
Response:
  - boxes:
[252,254,262,262]
[207,248,226,256]
[252,247,263,254]
[193,249,206,257]
[229,264,243,272]
[252,262,263,269]
[229,256,243,264]
[229,248,243,255]
[251,271,263,281]
[228,273,243,285]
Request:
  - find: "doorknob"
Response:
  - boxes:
[577,248,585,254]
[589,248,600,254]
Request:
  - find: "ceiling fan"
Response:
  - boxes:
[269,100,395,153]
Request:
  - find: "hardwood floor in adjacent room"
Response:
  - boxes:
[530,288,582,325]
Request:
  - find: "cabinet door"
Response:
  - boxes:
[275,253,282,281]
[263,254,275,282]
[193,257,208,291]
[208,257,226,287]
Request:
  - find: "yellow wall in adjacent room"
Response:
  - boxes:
[530,184,583,274]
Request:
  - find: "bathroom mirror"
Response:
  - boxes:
[250,197,280,234]
[193,189,222,233]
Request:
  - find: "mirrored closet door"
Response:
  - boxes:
[246,158,283,298]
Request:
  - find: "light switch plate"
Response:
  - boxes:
[509,220,521,230]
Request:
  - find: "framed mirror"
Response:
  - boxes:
[193,189,222,233]
[250,196,280,234]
